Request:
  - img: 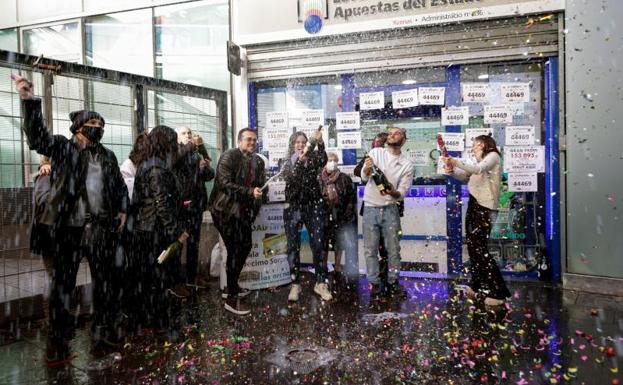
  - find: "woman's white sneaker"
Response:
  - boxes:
[314,283,333,301]
[288,284,301,302]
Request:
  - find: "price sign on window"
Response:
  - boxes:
[508,173,538,192]
[359,91,385,110]
[500,83,530,103]
[419,87,445,105]
[300,109,324,127]
[505,126,535,146]
[504,145,545,173]
[268,149,287,168]
[461,83,490,103]
[436,132,465,152]
[266,111,288,129]
[263,128,290,151]
[335,111,360,130]
[392,89,419,109]
[337,131,362,149]
[441,106,469,126]
[407,149,429,166]
[268,181,286,202]
[484,105,513,124]
[465,128,492,147]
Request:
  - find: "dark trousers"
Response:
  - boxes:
[284,203,326,283]
[213,215,253,296]
[466,195,511,300]
[48,223,121,347]
[185,212,204,283]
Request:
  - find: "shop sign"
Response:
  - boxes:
[337,131,362,149]
[419,87,445,105]
[266,111,289,129]
[336,111,361,130]
[508,172,538,192]
[465,128,492,147]
[461,83,490,103]
[392,88,419,108]
[484,104,513,124]
[359,91,385,110]
[505,126,535,146]
[500,83,530,103]
[436,132,465,152]
[441,106,469,126]
[503,145,545,173]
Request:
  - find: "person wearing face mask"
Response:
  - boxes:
[283,130,331,302]
[14,75,129,364]
[442,134,511,307]
[319,152,355,289]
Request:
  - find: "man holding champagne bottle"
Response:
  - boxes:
[361,127,414,297]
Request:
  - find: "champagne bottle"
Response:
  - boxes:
[197,143,210,160]
[157,240,183,264]
[371,164,393,193]
[303,125,322,156]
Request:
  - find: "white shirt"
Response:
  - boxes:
[451,152,501,210]
[120,158,137,200]
[361,147,414,207]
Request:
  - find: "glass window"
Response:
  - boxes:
[154,0,229,91]
[22,22,81,63]
[85,9,154,76]
[0,28,18,51]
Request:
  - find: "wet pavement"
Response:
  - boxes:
[0,274,622,384]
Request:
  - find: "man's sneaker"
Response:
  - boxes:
[387,281,407,299]
[221,287,252,299]
[314,283,333,301]
[288,284,302,302]
[224,299,251,315]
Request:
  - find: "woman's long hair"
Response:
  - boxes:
[474,134,501,157]
[287,131,308,158]
[148,125,178,160]
[129,133,149,166]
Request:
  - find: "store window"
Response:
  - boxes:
[85,9,153,76]
[22,22,81,63]
[154,0,229,91]
[0,29,18,52]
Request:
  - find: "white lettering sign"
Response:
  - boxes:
[505,126,536,146]
[484,104,513,124]
[359,91,385,110]
[461,83,490,103]
[465,128,492,147]
[500,83,530,103]
[335,111,361,130]
[436,132,465,152]
[504,146,545,173]
[265,111,288,129]
[392,89,419,109]
[337,131,362,149]
[419,87,445,105]
[441,106,469,126]
[508,172,538,192]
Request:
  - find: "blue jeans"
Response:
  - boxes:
[284,203,326,283]
[363,204,402,285]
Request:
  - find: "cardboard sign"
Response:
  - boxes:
[265,111,288,129]
[359,91,385,110]
[392,88,419,109]
[337,131,362,149]
[335,111,361,130]
[441,106,469,126]
[300,109,324,127]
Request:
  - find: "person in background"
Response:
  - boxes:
[360,127,413,298]
[319,152,355,290]
[283,130,331,302]
[209,128,265,315]
[442,134,511,307]
[120,133,149,200]
[15,75,128,364]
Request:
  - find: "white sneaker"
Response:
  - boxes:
[314,283,333,301]
[288,284,301,302]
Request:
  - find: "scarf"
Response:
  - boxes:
[320,168,341,207]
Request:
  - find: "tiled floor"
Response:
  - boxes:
[0,275,621,385]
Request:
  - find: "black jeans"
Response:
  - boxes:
[466,195,511,300]
[185,212,204,283]
[213,215,253,297]
[284,202,326,283]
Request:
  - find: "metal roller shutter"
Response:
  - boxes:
[246,15,560,81]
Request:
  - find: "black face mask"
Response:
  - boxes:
[80,125,104,143]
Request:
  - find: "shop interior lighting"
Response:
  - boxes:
[402,79,417,85]
[477,74,489,79]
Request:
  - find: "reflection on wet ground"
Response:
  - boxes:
[0,274,622,384]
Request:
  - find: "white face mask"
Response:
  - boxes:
[326,160,337,172]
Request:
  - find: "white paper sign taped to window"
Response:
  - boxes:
[268,149,287,168]
[300,109,324,127]
[268,181,286,202]
[419,87,445,105]
[337,131,362,149]
[263,128,290,151]
[500,83,530,103]
[266,111,288,129]
[465,128,492,147]
[436,132,465,152]
[339,165,360,183]
[407,149,430,166]
[484,104,513,124]
[505,126,536,146]
[359,91,385,110]
[503,145,545,173]
[461,83,490,103]
[392,89,419,109]
[508,172,538,192]
[335,111,360,130]
[441,106,469,126]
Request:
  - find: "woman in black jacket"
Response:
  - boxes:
[129,125,188,332]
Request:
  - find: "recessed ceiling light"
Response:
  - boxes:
[402,79,417,85]
[477,74,489,80]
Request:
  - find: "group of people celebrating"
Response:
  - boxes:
[13,75,510,366]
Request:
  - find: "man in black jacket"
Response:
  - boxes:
[209,128,265,315]
[15,75,129,364]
